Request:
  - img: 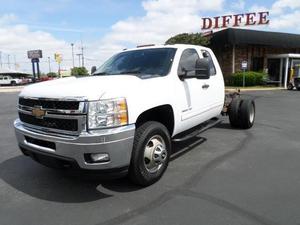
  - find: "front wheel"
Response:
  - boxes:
[129,121,171,186]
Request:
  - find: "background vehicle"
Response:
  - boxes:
[0,75,22,86]
[14,44,255,186]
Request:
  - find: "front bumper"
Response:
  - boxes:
[14,119,135,170]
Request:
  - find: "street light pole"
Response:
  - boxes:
[76,53,82,67]
[48,57,51,73]
[71,43,75,68]
[7,54,10,69]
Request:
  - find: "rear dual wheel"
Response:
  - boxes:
[229,98,255,129]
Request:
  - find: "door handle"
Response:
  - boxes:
[202,84,210,89]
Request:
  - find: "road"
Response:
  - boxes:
[1,90,300,225]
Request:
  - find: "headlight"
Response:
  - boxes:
[88,98,128,129]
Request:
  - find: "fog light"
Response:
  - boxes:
[87,153,110,163]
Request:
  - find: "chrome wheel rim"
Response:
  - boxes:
[143,135,167,173]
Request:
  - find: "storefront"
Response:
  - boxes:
[208,28,300,88]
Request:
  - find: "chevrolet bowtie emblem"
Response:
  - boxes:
[32,106,46,119]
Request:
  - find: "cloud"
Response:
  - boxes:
[0,14,72,73]
[269,10,300,30]
[231,0,245,11]
[248,0,300,32]
[271,0,300,15]
[92,0,224,63]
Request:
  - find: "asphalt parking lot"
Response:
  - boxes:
[1,90,300,225]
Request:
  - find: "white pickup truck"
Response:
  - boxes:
[14,44,255,186]
[0,75,22,86]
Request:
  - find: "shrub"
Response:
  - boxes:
[230,71,267,87]
[71,67,89,76]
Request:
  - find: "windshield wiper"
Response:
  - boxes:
[119,70,141,74]
[93,72,108,76]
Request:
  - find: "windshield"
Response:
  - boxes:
[93,48,177,77]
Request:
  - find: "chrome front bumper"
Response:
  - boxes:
[14,119,135,170]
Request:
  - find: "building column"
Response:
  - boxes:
[284,57,289,89]
[232,44,235,74]
[279,58,283,87]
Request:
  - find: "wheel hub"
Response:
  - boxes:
[144,135,167,173]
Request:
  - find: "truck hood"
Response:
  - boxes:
[19,75,143,101]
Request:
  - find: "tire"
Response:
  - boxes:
[297,87,300,91]
[287,83,294,90]
[129,121,171,186]
[239,99,255,129]
[229,98,242,128]
[11,81,16,86]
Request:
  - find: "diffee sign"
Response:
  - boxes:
[27,50,43,59]
[201,12,270,30]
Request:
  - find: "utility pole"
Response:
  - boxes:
[0,51,2,68]
[76,53,82,67]
[7,54,10,69]
[14,55,17,70]
[81,46,84,67]
[71,43,75,68]
[48,57,51,73]
[81,39,84,67]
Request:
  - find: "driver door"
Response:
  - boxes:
[178,48,212,126]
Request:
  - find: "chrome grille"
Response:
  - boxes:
[19,97,80,110]
[18,97,87,135]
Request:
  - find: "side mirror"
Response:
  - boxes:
[91,66,97,75]
[195,58,210,79]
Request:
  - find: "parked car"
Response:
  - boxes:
[0,75,22,86]
[14,44,255,186]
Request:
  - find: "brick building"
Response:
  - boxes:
[208,28,300,88]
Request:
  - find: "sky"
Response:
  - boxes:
[0,0,299,74]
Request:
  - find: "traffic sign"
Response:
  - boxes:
[241,60,248,70]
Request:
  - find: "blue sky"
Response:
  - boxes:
[0,0,299,73]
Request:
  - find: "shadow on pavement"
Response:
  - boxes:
[0,155,112,203]
[0,136,208,203]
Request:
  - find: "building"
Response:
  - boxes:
[208,28,300,88]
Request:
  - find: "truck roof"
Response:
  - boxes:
[123,44,210,52]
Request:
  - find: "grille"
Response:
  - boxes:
[19,98,80,110]
[19,113,78,132]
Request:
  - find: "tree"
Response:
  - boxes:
[165,33,209,46]
[71,67,89,76]
[47,72,58,77]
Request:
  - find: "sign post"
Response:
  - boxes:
[241,60,248,87]
[28,50,42,82]
[54,53,62,78]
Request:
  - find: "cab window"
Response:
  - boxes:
[202,50,216,76]
[178,49,201,78]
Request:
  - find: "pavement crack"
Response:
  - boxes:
[95,190,175,225]
[176,189,282,225]
[182,130,254,189]
[97,131,256,225]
